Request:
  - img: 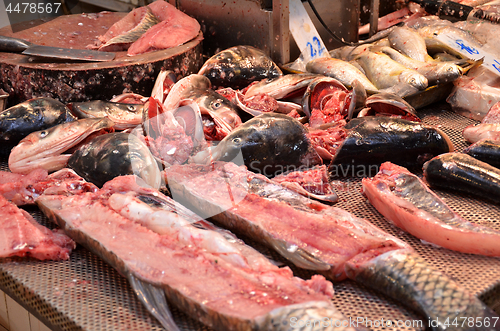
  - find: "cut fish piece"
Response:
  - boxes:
[362,162,500,256]
[127,1,200,56]
[0,168,97,206]
[0,195,74,260]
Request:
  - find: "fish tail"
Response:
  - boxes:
[345,249,499,331]
[261,302,360,331]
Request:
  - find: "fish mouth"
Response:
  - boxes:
[9,118,115,174]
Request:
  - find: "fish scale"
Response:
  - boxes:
[346,251,498,331]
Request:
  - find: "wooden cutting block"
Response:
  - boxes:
[0,12,203,104]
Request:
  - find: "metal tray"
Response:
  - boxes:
[0,102,499,331]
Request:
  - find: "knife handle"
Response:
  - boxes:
[0,35,34,53]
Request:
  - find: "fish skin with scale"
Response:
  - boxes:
[345,250,500,331]
[99,8,160,50]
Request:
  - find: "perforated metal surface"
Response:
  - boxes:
[0,102,499,331]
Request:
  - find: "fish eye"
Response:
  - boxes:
[232,137,242,144]
[127,105,136,111]
[39,131,48,138]
[410,78,416,84]
[212,100,222,109]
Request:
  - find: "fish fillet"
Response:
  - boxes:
[362,162,500,256]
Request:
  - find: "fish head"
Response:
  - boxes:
[193,90,242,136]
[433,63,463,84]
[400,70,428,90]
[198,45,282,89]
[8,118,115,174]
[68,132,162,189]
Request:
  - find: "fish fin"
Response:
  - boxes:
[128,274,181,331]
[269,238,331,271]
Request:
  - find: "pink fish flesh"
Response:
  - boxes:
[272,165,338,203]
[463,123,500,143]
[127,1,200,56]
[483,101,500,124]
[0,195,74,260]
[164,161,409,281]
[36,175,355,331]
[362,162,500,256]
[0,168,97,206]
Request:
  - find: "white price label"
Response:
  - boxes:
[289,0,329,63]
[436,33,500,76]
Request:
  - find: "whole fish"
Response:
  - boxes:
[330,117,454,175]
[190,113,322,178]
[68,100,145,130]
[164,161,500,329]
[388,26,429,62]
[97,7,160,52]
[418,25,484,59]
[423,153,500,204]
[305,57,378,93]
[372,45,463,85]
[363,162,500,256]
[8,118,115,174]
[198,45,282,89]
[0,97,75,153]
[354,51,428,90]
[360,92,420,122]
[464,139,500,169]
[67,132,162,188]
[37,175,356,331]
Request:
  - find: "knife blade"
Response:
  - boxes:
[0,35,115,62]
[412,0,500,24]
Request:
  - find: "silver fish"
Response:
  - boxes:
[372,45,463,85]
[388,26,430,62]
[306,57,378,93]
[354,51,429,90]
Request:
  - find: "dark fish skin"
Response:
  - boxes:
[68,132,160,188]
[330,116,453,176]
[423,153,500,204]
[0,97,75,152]
[201,113,322,177]
[346,250,500,331]
[198,45,282,89]
[463,140,500,169]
